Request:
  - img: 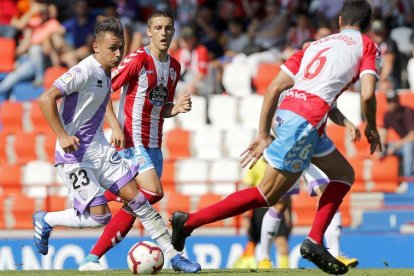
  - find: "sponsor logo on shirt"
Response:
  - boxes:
[287,89,307,101]
[149,84,169,106]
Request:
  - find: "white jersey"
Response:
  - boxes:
[279,29,380,132]
[53,55,112,164]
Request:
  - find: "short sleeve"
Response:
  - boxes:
[280,49,304,78]
[360,36,380,79]
[111,51,142,92]
[53,66,87,96]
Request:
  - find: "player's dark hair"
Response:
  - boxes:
[94,16,124,40]
[147,10,174,27]
[339,0,372,32]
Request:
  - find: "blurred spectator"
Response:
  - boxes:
[314,25,332,40]
[379,90,414,179]
[172,26,210,97]
[48,0,95,67]
[222,17,249,55]
[171,0,199,26]
[287,11,315,50]
[246,0,289,52]
[193,4,225,58]
[370,20,402,90]
[0,1,61,97]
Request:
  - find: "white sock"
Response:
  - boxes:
[258,208,281,261]
[44,209,107,229]
[130,194,178,259]
[325,212,341,257]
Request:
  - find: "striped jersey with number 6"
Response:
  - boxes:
[280,30,380,133]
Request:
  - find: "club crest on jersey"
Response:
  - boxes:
[149,84,169,106]
[109,151,122,165]
[170,68,176,82]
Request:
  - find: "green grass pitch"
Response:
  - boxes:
[2,269,414,276]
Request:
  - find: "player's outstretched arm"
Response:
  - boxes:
[360,73,382,154]
[241,70,294,169]
[37,86,80,153]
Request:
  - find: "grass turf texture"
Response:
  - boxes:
[2,269,414,275]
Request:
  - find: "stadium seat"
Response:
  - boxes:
[176,95,207,131]
[336,91,362,126]
[222,55,252,97]
[0,165,22,196]
[0,132,9,165]
[9,194,42,229]
[160,159,176,192]
[325,123,346,155]
[191,126,223,160]
[43,66,68,89]
[13,131,38,164]
[22,160,55,198]
[238,94,263,130]
[350,156,399,193]
[0,101,23,133]
[209,159,241,196]
[196,193,228,227]
[29,102,50,134]
[0,196,5,228]
[0,37,16,73]
[291,191,318,226]
[11,81,43,102]
[375,92,387,127]
[164,191,191,217]
[399,92,414,110]
[44,195,70,212]
[252,63,280,95]
[208,94,238,130]
[164,128,191,160]
[43,131,57,162]
[175,159,209,195]
[223,126,255,159]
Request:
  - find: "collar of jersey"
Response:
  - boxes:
[340,29,361,34]
[144,46,170,64]
[90,54,110,77]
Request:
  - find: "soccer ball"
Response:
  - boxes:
[127,241,164,275]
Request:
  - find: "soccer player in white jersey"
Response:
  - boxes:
[31,17,200,273]
[79,11,200,273]
[171,1,382,275]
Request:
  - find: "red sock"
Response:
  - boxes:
[185,187,268,232]
[91,208,136,257]
[103,190,123,203]
[308,181,350,244]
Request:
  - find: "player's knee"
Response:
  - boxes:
[90,212,112,226]
[139,187,164,204]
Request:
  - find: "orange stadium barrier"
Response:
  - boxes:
[43,66,68,89]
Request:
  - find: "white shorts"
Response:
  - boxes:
[56,143,138,214]
[284,163,329,197]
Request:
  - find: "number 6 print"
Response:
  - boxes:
[304,47,331,80]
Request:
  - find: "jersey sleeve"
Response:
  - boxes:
[53,66,87,96]
[360,36,380,79]
[280,48,304,78]
[111,52,142,92]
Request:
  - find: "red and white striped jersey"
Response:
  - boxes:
[280,30,380,132]
[112,47,181,148]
